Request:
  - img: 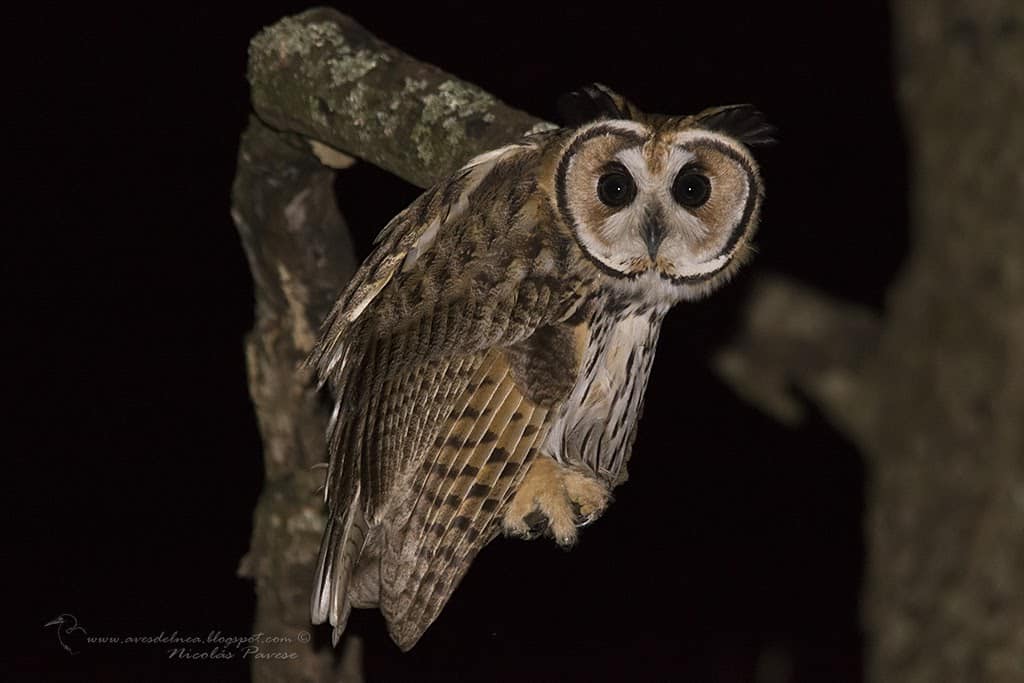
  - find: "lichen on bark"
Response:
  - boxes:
[245,8,542,189]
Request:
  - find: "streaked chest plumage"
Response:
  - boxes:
[543,292,669,485]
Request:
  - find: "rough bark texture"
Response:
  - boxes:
[231,116,359,682]
[246,7,552,189]
[233,6,1023,682]
[862,2,1024,680]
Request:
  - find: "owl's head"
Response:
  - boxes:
[553,85,772,300]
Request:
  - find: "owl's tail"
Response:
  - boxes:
[310,486,368,646]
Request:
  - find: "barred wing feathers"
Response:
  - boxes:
[309,139,593,649]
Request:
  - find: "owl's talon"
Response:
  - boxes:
[523,510,549,535]
[503,455,610,546]
[568,501,594,527]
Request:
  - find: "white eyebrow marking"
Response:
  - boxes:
[664,146,698,178]
[597,120,649,137]
[614,147,653,189]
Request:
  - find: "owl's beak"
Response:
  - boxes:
[640,217,665,261]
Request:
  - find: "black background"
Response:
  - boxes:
[15,1,907,681]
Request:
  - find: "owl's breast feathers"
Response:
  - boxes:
[541,295,668,485]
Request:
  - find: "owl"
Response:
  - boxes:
[308,85,771,650]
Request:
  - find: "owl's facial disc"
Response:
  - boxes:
[556,122,763,292]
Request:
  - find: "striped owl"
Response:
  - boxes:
[309,85,771,650]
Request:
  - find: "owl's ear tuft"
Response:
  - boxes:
[557,83,637,126]
[695,104,776,147]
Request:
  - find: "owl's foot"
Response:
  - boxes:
[502,454,611,547]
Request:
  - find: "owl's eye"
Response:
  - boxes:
[672,170,711,208]
[597,170,636,208]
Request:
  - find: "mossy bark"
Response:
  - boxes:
[246,8,550,189]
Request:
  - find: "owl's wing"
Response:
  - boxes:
[310,137,591,649]
[380,342,559,649]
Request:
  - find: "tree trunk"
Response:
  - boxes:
[232,117,359,682]
[863,2,1024,680]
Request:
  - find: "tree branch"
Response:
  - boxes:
[247,7,553,189]
[712,273,882,438]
